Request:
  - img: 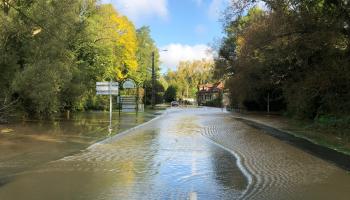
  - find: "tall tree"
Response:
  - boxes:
[85,4,138,81]
[6,0,83,117]
[164,59,214,99]
[0,1,145,117]
[215,0,350,118]
[135,26,160,85]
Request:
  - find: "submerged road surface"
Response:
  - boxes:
[0,108,349,199]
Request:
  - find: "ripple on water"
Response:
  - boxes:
[200,113,350,200]
[1,108,349,200]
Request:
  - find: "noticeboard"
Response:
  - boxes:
[96,82,119,95]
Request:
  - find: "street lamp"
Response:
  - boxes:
[151,49,167,109]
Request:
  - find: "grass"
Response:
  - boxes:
[236,111,350,155]
[285,116,350,155]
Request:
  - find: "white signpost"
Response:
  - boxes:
[96,82,119,133]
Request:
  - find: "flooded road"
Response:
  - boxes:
[0,108,349,199]
[0,111,157,179]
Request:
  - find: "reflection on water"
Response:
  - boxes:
[0,111,157,179]
[0,108,349,200]
[0,109,248,200]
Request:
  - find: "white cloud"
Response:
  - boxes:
[104,0,168,22]
[159,44,213,71]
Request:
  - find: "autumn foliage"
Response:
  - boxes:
[0,1,159,119]
[215,0,350,121]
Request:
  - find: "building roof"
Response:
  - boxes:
[198,81,224,93]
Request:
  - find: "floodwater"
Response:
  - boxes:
[0,111,157,179]
[0,108,349,199]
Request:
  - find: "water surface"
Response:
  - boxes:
[0,111,157,179]
[0,108,349,199]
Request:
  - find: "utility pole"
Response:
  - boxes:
[151,49,167,109]
[151,51,156,109]
[109,81,113,133]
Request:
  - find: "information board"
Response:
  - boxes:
[96,82,119,95]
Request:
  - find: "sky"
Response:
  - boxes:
[101,0,230,72]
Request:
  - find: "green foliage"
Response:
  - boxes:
[135,26,160,84]
[83,4,138,81]
[144,80,165,105]
[0,1,158,119]
[164,59,214,99]
[164,85,177,102]
[216,1,350,119]
[204,95,223,108]
[315,115,350,129]
[2,0,82,117]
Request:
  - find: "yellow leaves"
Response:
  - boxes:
[89,4,138,79]
[112,15,138,71]
[115,68,126,80]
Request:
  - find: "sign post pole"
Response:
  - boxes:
[96,81,118,134]
[109,81,112,133]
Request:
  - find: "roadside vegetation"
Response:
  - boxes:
[0,0,160,121]
[163,59,214,102]
[214,0,350,140]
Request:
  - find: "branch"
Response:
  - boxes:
[0,98,18,111]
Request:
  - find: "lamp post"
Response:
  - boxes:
[151,49,167,109]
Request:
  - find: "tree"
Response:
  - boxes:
[144,80,165,105]
[6,0,84,117]
[164,85,177,102]
[164,59,214,99]
[85,4,138,81]
[134,26,160,84]
[72,3,139,110]
[215,0,350,118]
[0,1,148,118]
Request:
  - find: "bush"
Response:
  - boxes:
[164,85,177,102]
[315,115,350,129]
[204,95,222,107]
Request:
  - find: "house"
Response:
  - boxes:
[197,82,224,105]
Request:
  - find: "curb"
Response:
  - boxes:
[88,110,167,149]
[233,116,350,171]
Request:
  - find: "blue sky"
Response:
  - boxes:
[101,0,229,71]
[139,0,224,46]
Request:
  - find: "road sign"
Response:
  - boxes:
[96,82,119,95]
[95,81,119,133]
[122,79,136,89]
